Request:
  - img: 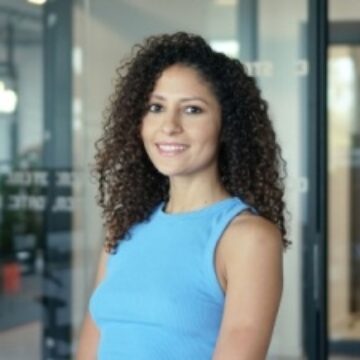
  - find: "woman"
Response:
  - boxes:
[77,32,290,360]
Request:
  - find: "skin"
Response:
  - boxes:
[140,64,231,212]
[212,214,283,359]
[76,64,283,360]
[141,64,283,359]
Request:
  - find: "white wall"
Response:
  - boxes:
[258,0,308,357]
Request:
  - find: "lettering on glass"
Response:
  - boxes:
[0,170,80,212]
[55,171,74,187]
[245,61,274,77]
[243,60,309,77]
[5,171,49,187]
[51,196,73,213]
[7,195,47,211]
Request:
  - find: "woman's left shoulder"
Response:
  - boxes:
[222,210,283,255]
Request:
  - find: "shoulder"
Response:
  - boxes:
[212,211,284,352]
[219,210,283,283]
[225,210,282,246]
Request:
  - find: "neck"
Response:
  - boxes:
[164,177,231,213]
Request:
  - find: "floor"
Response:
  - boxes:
[0,322,41,360]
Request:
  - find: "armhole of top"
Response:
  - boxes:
[202,204,257,302]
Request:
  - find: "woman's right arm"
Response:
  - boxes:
[76,248,108,360]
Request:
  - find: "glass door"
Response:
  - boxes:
[0,1,72,359]
[328,1,360,356]
[0,2,44,359]
[73,0,310,359]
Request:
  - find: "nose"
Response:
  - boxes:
[160,111,183,135]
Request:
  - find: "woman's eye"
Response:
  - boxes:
[148,103,163,113]
[184,106,203,114]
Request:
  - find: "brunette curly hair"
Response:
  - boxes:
[93,31,291,253]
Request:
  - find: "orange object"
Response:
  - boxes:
[2,262,21,294]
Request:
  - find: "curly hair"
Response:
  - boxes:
[93,31,291,253]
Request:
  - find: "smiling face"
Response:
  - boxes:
[140,64,222,180]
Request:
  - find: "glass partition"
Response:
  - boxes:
[0,0,311,358]
[0,1,43,359]
[72,1,308,358]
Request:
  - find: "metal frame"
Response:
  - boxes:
[42,0,73,358]
[238,0,258,61]
[305,0,328,358]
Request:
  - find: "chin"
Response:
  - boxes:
[151,164,187,177]
[155,168,182,177]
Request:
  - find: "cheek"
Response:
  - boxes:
[139,123,155,156]
[193,123,221,145]
[139,121,149,142]
[139,117,157,139]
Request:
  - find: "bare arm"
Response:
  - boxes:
[212,214,283,360]
[76,248,108,360]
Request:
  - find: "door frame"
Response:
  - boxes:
[304,0,328,359]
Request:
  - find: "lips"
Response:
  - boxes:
[155,142,189,156]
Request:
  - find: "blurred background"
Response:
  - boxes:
[0,0,359,359]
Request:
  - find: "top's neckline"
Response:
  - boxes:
[155,196,240,220]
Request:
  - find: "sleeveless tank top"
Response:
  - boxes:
[89,196,255,359]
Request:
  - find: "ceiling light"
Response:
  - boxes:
[0,82,18,114]
[27,0,47,5]
[210,40,240,58]
[214,0,236,6]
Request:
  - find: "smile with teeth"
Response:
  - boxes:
[156,144,188,156]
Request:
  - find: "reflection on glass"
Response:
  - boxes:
[328,45,360,344]
[0,0,309,357]
[0,1,43,359]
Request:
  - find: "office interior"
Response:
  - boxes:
[0,0,359,359]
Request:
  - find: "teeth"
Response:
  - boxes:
[158,145,186,151]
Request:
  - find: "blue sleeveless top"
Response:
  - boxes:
[89,196,254,359]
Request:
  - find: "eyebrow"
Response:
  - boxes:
[150,93,210,105]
